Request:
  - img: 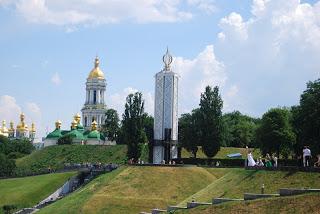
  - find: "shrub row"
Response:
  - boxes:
[173,158,303,167]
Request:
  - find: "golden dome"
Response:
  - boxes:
[30,123,36,133]
[55,120,62,129]
[17,113,28,132]
[71,119,77,129]
[88,57,105,80]
[1,120,8,133]
[91,120,97,131]
[8,121,15,133]
[74,113,81,124]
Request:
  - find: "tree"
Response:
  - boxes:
[0,136,34,157]
[198,86,224,158]
[143,115,154,163]
[143,114,154,144]
[292,79,320,156]
[0,153,16,177]
[57,135,73,145]
[122,92,148,159]
[256,108,296,158]
[102,109,120,141]
[223,111,259,148]
[179,109,201,158]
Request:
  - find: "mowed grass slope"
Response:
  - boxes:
[0,172,76,212]
[176,193,320,214]
[39,166,226,214]
[39,167,320,214]
[16,145,127,172]
[178,168,320,206]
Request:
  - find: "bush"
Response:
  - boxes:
[0,153,16,177]
[174,158,245,167]
[2,204,17,214]
[7,152,25,159]
[57,135,74,145]
[174,158,302,167]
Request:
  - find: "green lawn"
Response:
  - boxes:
[176,193,320,214]
[0,172,76,213]
[181,146,262,159]
[39,167,320,214]
[39,166,223,214]
[15,145,127,173]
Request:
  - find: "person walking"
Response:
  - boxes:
[303,146,312,167]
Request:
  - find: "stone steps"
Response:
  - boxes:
[187,202,212,208]
[244,193,280,200]
[151,208,167,214]
[212,198,244,204]
[279,188,320,196]
[142,187,320,213]
[167,206,188,212]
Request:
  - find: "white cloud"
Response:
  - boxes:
[51,72,61,85]
[0,95,22,123]
[215,0,320,115]
[172,45,226,114]
[187,0,216,14]
[0,0,219,27]
[108,87,154,117]
[219,12,248,41]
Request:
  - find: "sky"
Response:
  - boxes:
[0,0,319,139]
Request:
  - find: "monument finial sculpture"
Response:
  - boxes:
[162,47,173,71]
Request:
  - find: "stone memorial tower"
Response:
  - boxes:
[153,48,179,164]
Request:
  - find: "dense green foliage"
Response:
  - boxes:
[0,136,34,156]
[256,108,296,158]
[179,109,201,157]
[57,134,74,145]
[0,136,34,176]
[15,145,127,173]
[0,153,16,177]
[198,86,223,158]
[223,111,259,148]
[102,108,120,141]
[292,79,320,156]
[0,172,76,212]
[122,92,148,159]
[143,115,154,162]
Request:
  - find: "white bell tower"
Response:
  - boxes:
[81,57,107,130]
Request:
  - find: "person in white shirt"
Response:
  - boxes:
[303,146,312,167]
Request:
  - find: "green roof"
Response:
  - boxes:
[87,130,100,139]
[46,129,63,139]
[76,124,84,132]
[65,129,85,140]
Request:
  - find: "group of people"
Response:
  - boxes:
[246,146,278,167]
[247,145,320,168]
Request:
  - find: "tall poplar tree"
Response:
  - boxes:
[122,92,148,159]
[199,86,223,158]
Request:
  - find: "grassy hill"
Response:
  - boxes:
[15,145,127,173]
[0,172,76,213]
[176,193,320,214]
[39,167,320,214]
